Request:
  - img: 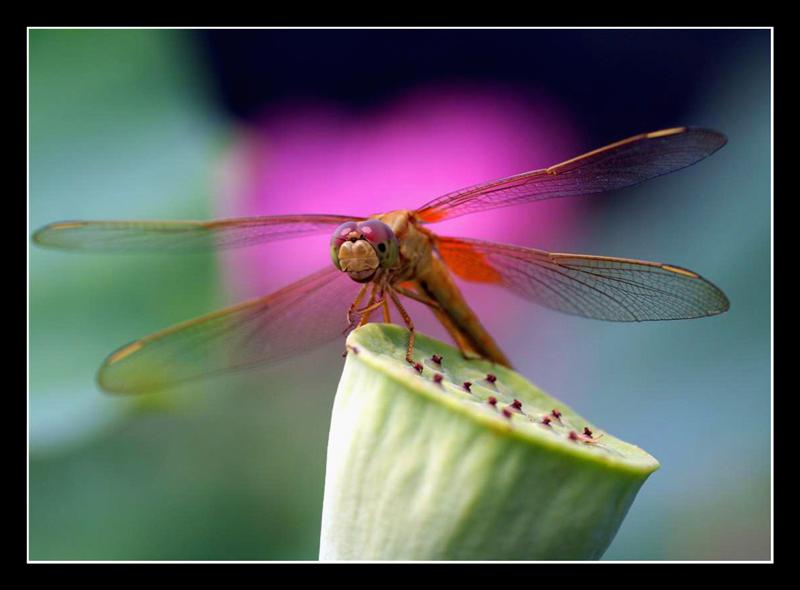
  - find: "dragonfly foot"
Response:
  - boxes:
[459,350,484,362]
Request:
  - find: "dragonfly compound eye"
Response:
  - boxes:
[330,221,361,271]
[358,220,399,269]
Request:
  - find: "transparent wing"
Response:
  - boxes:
[415,128,727,223]
[436,236,730,321]
[32,214,363,252]
[98,266,362,394]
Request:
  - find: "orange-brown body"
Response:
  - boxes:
[32,126,730,394]
[373,210,512,368]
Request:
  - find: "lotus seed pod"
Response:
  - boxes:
[319,324,659,561]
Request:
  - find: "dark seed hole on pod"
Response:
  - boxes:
[431,354,442,365]
[462,382,472,392]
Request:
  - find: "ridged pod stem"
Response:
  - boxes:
[319,324,659,561]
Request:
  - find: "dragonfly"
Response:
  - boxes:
[33,126,730,395]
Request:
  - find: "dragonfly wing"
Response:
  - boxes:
[33,214,363,252]
[436,236,730,321]
[415,128,727,223]
[98,266,361,394]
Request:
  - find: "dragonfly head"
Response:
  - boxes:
[330,220,399,283]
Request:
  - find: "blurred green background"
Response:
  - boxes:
[29,29,366,560]
[29,29,770,560]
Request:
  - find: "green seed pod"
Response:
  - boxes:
[319,324,659,561]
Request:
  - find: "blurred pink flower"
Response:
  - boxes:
[214,86,583,346]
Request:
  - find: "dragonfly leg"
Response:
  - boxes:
[382,298,392,323]
[393,284,481,362]
[356,283,380,328]
[346,283,371,326]
[388,289,416,364]
[393,285,441,311]
[356,282,391,323]
[356,298,386,320]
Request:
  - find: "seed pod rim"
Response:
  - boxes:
[346,323,659,477]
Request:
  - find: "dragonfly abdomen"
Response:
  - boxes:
[414,255,512,369]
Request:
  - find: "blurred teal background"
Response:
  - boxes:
[29,29,770,560]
